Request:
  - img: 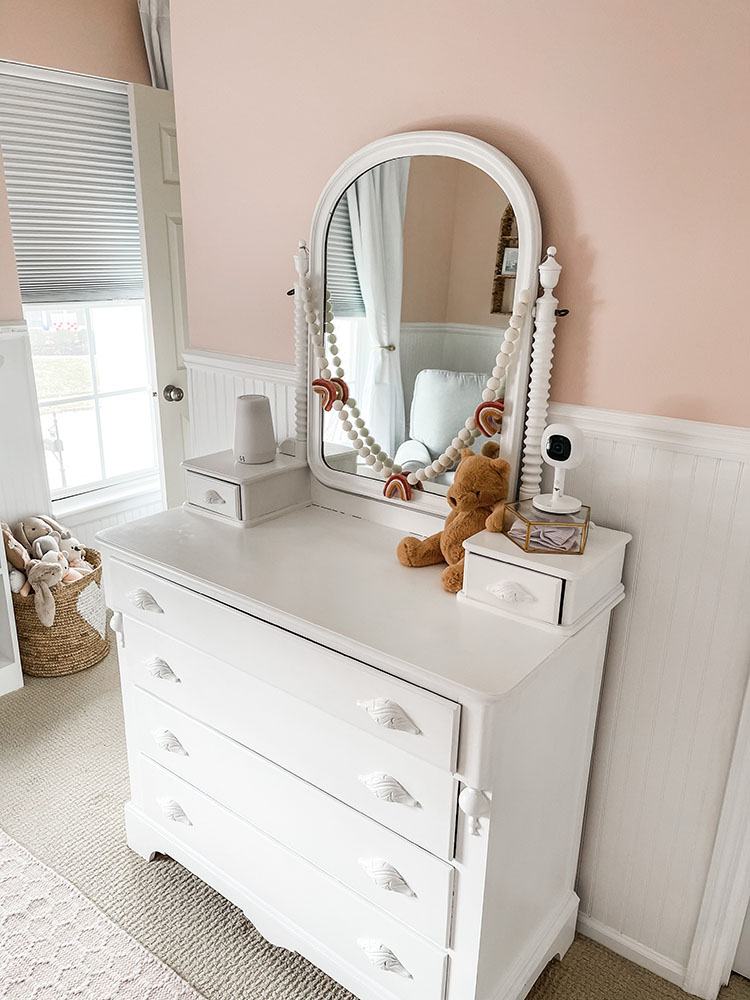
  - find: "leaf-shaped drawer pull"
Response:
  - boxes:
[160,798,192,825]
[152,728,189,756]
[359,858,416,897]
[358,940,412,979]
[146,656,181,683]
[204,489,225,505]
[127,588,164,614]
[358,772,420,808]
[486,581,537,604]
[357,698,421,735]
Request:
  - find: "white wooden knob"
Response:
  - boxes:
[204,489,225,505]
[358,940,412,978]
[458,787,491,836]
[358,772,420,808]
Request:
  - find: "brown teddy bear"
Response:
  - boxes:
[397,441,511,593]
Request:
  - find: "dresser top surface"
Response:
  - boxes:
[98,504,570,702]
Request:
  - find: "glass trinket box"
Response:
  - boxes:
[503,499,591,555]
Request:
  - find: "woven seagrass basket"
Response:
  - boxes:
[12,548,110,677]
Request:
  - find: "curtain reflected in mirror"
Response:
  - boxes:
[322,155,515,496]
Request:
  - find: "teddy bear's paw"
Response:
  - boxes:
[397,536,423,567]
[441,563,464,594]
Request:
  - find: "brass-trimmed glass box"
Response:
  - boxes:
[503,499,591,555]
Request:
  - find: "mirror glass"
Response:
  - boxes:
[321,155,517,495]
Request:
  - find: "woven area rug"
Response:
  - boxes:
[0,828,203,999]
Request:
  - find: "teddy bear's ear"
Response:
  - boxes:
[460,448,475,461]
[492,458,511,492]
[481,441,500,459]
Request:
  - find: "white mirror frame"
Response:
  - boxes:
[298,131,544,516]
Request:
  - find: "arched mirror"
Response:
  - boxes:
[305,132,541,512]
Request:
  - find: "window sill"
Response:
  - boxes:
[52,475,162,521]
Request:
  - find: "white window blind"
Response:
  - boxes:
[325,195,365,318]
[0,67,144,302]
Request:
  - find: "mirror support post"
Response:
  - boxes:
[518,247,563,500]
[289,241,310,462]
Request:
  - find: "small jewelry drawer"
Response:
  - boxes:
[462,553,563,625]
[185,471,241,519]
[135,756,448,1000]
[128,686,454,945]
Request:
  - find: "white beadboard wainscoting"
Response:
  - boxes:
[183,349,750,995]
[549,403,750,991]
[183,349,296,456]
[0,324,51,525]
[53,481,163,546]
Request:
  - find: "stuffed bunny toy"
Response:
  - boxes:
[40,550,83,584]
[31,535,61,560]
[27,558,64,627]
[14,515,69,552]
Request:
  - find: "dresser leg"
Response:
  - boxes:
[124,802,166,863]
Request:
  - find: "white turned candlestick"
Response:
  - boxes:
[292,242,309,461]
[519,247,563,500]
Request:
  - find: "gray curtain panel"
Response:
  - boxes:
[139,0,173,90]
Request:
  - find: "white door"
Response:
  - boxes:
[128,83,189,508]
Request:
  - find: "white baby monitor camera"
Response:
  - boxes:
[532,423,585,514]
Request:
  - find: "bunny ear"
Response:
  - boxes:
[13,524,31,550]
[39,514,69,539]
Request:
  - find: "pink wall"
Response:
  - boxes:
[171,0,749,426]
[1,0,151,85]
[401,157,509,328]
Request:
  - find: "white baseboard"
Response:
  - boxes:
[577,914,686,987]
[0,660,23,697]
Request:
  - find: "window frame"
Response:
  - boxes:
[25,298,158,502]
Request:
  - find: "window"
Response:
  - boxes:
[0,63,159,502]
[26,301,157,499]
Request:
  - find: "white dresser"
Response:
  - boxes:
[99,500,629,1000]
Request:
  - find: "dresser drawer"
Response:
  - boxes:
[128,686,454,946]
[119,618,458,859]
[135,756,448,1000]
[108,557,459,772]
[185,471,241,519]
[462,553,563,624]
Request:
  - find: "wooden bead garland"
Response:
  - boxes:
[302,276,532,495]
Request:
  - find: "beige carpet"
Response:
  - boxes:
[0,642,748,1000]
